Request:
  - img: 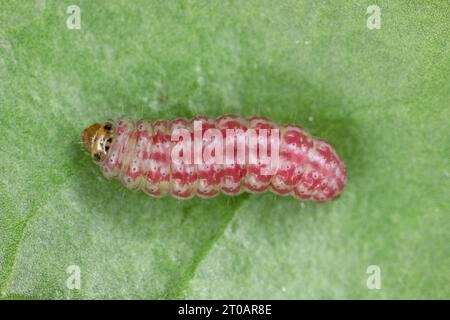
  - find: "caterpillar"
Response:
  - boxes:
[81,115,347,203]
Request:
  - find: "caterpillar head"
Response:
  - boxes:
[82,122,114,163]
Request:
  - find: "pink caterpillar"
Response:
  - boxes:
[81,115,347,203]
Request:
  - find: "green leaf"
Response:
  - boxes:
[0,0,448,299]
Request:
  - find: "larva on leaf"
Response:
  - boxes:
[81,115,347,202]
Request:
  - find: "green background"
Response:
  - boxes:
[0,0,448,299]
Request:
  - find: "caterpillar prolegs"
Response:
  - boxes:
[82,115,347,203]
